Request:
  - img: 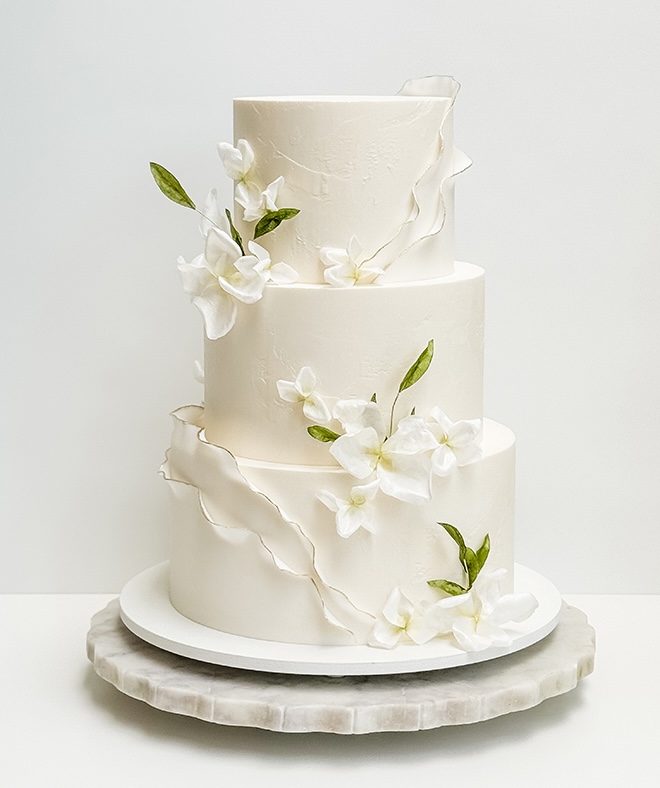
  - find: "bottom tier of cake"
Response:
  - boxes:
[162,406,516,646]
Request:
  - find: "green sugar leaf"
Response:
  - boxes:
[307,425,340,443]
[370,392,377,403]
[439,522,467,566]
[428,579,467,596]
[398,340,434,393]
[476,533,490,573]
[253,208,300,239]
[149,162,195,209]
[465,547,480,588]
[225,209,244,254]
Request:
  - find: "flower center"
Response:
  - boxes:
[375,447,394,472]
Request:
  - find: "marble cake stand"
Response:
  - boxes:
[86,600,594,735]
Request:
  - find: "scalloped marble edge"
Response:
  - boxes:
[86,601,594,735]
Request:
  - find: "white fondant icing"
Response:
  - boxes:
[233,78,464,283]
[204,261,485,464]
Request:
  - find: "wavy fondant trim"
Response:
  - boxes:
[161,406,376,641]
[365,76,472,275]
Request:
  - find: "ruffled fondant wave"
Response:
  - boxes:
[371,76,472,280]
[161,406,375,645]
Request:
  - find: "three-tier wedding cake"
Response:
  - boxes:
[154,76,538,653]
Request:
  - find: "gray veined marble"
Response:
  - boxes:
[86,600,594,735]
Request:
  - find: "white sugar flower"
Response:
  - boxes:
[429,569,539,652]
[218,139,288,223]
[330,404,437,504]
[320,235,384,287]
[237,175,285,223]
[217,139,255,183]
[426,407,482,477]
[177,227,268,340]
[332,400,385,436]
[248,240,298,285]
[199,188,230,238]
[317,480,380,538]
[276,367,331,422]
[370,588,438,648]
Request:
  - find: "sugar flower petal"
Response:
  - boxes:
[262,175,284,212]
[302,392,331,423]
[192,287,237,340]
[371,588,439,648]
[204,227,244,278]
[296,366,318,397]
[316,489,341,513]
[218,261,266,305]
[177,226,268,339]
[333,400,386,438]
[177,253,238,339]
[276,367,330,423]
[490,592,539,625]
[323,262,360,288]
[431,444,457,476]
[382,587,415,628]
[371,618,405,648]
[427,407,482,476]
[177,253,215,298]
[321,235,382,288]
[199,189,230,238]
[268,261,299,284]
[276,380,300,403]
[330,428,381,479]
[430,569,538,653]
[318,480,380,538]
[320,246,349,267]
[236,177,286,222]
[387,415,439,455]
[235,180,264,222]
[218,139,255,182]
[376,451,432,504]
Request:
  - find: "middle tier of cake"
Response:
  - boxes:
[204,260,485,464]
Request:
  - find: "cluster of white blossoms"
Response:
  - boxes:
[218,139,285,223]
[320,235,384,288]
[275,366,482,538]
[176,143,298,339]
[371,569,538,652]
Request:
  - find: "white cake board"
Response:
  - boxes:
[118,562,562,676]
[87,599,594,734]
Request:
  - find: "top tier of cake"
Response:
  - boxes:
[233,75,467,284]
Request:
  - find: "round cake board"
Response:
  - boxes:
[86,599,595,735]
[118,562,562,676]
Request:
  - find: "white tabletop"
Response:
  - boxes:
[1,594,657,787]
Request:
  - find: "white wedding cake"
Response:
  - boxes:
[153,76,537,652]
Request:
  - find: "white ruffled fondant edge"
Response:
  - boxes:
[365,75,472,275]
[160,405,376,642]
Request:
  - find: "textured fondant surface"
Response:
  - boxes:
[87,600,595,734]
[204,262,485,463]
[234,83,462,283]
